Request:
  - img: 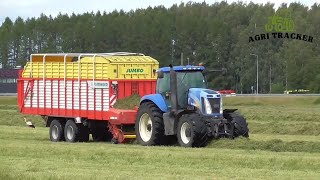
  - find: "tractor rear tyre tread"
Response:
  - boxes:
[135,102,166,146]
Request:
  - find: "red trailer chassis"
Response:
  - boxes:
[17,70,157,143]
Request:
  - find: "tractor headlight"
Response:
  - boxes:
[204,98,212,114]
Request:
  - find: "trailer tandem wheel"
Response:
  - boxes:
[49,120,65,142]
[61,119,89,143]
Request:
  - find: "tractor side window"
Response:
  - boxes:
[156,73,170,94]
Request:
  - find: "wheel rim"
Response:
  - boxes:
[66,125,74,140]
[139,113,152,142]
[180,122,191,144]
[52,125,59,140]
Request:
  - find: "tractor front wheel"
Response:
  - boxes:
[225,112,249,138]
[177,113,209,147]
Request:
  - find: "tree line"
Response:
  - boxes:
[0,1,319,93]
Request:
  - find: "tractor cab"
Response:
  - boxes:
[156,65,222,117]
[156,65,207,109]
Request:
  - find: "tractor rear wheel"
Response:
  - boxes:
[135,102,166,146]
[177,113,209,147]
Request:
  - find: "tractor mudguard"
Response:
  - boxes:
[223,109,238,120]
[223,109,238,114]
[140,94,168,113]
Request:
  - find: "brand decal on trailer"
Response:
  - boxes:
[88,81,109,89]
[122,67,147,74]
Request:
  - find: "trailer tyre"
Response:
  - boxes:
[64,120,80,142]
[177,113,209,147]
[135,102,166,146]
[49,120,65,142]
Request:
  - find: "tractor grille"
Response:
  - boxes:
[208,98,220,114]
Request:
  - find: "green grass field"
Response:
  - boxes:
[0,96,320,179]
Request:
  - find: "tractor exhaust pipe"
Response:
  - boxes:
[169,64,178,112]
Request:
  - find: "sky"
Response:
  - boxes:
[0,0,317,24]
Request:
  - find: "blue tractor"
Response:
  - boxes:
[135,65,249,147]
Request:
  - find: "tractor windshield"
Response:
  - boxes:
[156,70,207,109]
[156,71,207,94]
[177,71,207,89]
[177,71,207,108]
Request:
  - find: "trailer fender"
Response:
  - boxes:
[140,94,168,113]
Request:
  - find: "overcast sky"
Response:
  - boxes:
[0,0,316,24]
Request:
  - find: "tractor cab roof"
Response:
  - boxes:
[157,65,205,72]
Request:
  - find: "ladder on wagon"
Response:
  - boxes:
[20,79,34,113]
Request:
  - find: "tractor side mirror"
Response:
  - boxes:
[158,71,164,78]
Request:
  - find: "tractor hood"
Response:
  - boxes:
[187,88,223,117]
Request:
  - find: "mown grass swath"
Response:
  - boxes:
[0,96,320,179]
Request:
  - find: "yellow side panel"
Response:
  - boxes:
[22,55,159,80]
